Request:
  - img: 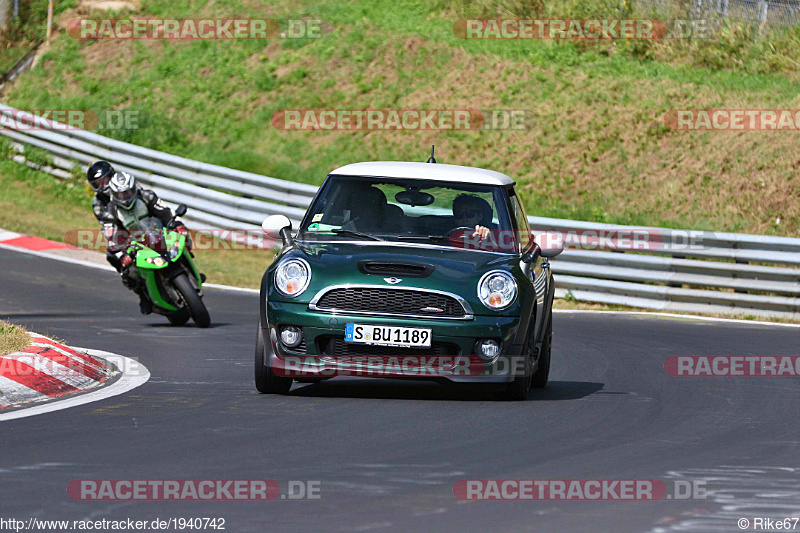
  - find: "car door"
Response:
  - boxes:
[509,191,547,343]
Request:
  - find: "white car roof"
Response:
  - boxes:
[329,161,515,186]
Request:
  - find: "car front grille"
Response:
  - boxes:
[312,287,468,318]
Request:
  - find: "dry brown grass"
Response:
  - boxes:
[0,321,30,356]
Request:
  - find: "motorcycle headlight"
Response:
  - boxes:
[153,257,166,267]
[478,270,517,310]
[274,258,311,298]
[169,243,180,260]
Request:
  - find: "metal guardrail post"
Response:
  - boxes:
[46,0,54,41]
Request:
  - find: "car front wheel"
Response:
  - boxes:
[503,323,536,401]
[254,325,293,394]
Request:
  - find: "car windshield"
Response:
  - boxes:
[297,175,518,252]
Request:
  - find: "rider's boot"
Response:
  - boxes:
[138,295,153,315]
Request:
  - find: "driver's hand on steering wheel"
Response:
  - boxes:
[472,225,490,241]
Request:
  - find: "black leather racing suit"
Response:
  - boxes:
[91,189,124,272]
[100,188,178,309]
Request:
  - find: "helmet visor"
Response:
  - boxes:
[114,187,137,207]
[90,174,111,191]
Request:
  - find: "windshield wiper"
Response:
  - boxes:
[330,229,383,241]
[396,235,451,243]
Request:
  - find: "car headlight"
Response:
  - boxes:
[478,270,517,310]
[274,258,311,298]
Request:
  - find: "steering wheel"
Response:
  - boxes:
[446,226,476,238]
[445,226,480,249]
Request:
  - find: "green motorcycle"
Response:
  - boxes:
[114,205,211,328]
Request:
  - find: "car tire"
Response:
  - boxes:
[503,325,535,401]
[254,325,293,395]
[531,312,552,389]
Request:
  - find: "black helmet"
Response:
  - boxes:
[109,172,138,209]
[87,161,115,192]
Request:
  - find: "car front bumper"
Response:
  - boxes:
[263,301,529,383]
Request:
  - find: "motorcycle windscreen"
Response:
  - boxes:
[131,217,167,252]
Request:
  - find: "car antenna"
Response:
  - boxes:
[427,145,436,163]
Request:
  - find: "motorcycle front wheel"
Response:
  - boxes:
[173,272,211,328]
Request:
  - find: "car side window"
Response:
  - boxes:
[510,194,532,252]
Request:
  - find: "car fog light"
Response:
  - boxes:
[477,339,500,361]
[280,326,303,348]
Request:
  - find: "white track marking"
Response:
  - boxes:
[203,283,258,294]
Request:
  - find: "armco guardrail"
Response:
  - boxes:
[1,104,798,319]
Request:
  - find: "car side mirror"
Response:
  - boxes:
[522,243,541,263]
[540,232,564,259]
[175,204,188,218]
[262,214,294,247]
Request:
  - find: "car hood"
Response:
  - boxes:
[272,240,524,312]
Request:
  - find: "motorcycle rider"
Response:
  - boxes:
[103,171,191,314]
[86,160,123,271]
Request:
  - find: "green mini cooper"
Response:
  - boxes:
[255,161,563,400]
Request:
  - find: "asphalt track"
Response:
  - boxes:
[1,245,799,532]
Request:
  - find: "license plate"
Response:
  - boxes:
[345,323,432,348]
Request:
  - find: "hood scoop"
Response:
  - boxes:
[357,261,434,278]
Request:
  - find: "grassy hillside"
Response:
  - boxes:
[2,0,799,235]
[0,0,77,71]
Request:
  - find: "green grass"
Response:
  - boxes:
[0,0,798,236]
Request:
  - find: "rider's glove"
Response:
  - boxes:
[121,254,133,268]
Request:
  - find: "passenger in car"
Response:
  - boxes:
[348,186,405,233]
